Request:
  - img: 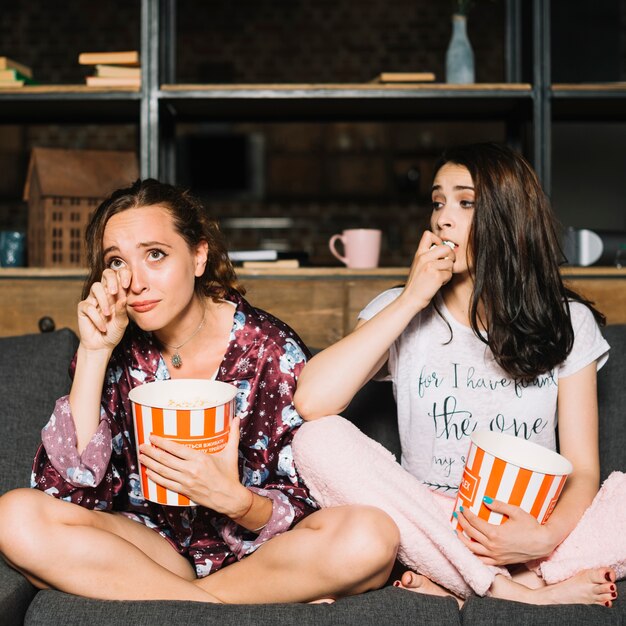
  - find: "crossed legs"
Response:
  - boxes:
[0,488,399,603]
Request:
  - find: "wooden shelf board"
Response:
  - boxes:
[0,85,140,94]
[552,83,626,93]
[161,83,532,93]
[2,266,623,280]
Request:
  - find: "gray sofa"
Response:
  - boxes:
[1,326,624,626]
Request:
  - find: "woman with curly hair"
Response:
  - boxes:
[0,179,398,603]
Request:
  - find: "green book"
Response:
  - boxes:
[0,68,35,84]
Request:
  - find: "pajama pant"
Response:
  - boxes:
[292,415,626,598]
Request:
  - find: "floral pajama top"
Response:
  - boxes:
[31,292,318,577]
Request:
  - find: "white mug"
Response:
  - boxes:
[329,228,382,269]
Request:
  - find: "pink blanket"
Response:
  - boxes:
[293,415,626,597]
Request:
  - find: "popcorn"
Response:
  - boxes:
[430,240,456,251]
[167,398,211,409]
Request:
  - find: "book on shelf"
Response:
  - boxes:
[0,68,35,83]
[372,72,436,83]
[228,250,309,264]
[0,79,26,87]
[78,50,140,66]
[0,56,33,78]
[242,259,300,269]
[229,250,280,262]
[95,64,141,78]
[86,75,141,87]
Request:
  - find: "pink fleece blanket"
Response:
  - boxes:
[293,415,626,597]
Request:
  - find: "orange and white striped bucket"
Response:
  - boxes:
[129,379,238,506]
[452,431,573,532]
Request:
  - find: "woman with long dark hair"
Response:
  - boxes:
[293,143,623,607]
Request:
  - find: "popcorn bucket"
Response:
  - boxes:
[452,431,573,531]
[129,379,238,506]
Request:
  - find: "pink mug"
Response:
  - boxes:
[328,229,382,269]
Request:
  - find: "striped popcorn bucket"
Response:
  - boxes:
[129,379,238,506]
[452,431,573,532]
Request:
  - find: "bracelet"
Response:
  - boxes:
[233,488,255,522]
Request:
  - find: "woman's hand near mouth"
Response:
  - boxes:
[400,230,456,312]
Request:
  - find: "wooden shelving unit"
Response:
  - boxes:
[0,0,622,193]
[1,266,624,344]
[0,0,623,279]
[0,1,540,180]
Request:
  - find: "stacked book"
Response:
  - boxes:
[0,56,35,87]
[371,72,436,84]
[79,50,141,87]
[228,250,308,268]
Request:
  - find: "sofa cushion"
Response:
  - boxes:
[343,378,401,459]
[0,558,37,626]
[24,587,462,626]
[0,328,78,495]
[598,325,626,481]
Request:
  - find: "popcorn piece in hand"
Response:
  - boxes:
[430,240,456,251]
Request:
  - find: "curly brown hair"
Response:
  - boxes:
[82,179,245,301]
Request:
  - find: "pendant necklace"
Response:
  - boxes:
[159,308,207,369]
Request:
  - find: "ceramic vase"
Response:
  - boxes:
[445,14,475,84]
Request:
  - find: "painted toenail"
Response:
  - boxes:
[453,511,458,519]
[393,581,401,587]
[605,572,612,581]
[459,505,464,512]
[605,601,610,607]
[612,592,617,599]
[611,585,615,592]
[483,496,493,504]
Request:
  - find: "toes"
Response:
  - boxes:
[589,567,616,585]
[400,571,422,589]
[603,569,616,583]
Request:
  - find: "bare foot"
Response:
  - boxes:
[509,564,546,590]
[491,568,617,607]
[395,571,464,608]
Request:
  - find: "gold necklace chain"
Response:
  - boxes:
[159,308,207,369]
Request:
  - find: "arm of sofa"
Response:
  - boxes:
[0,558,38,626]
[0,329,79,624]
[0,328,79,496]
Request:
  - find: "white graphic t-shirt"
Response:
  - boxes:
[359,289,610,495]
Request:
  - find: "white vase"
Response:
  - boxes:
[445,14,475,84]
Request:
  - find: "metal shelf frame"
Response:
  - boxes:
[0,0,580,195]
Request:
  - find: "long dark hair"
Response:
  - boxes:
[435,143,604,380]
[83,179,245,301]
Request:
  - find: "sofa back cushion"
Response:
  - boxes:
[598,324,626,481]
[0,328,78,495]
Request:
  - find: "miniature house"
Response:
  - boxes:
[23,147,138,267]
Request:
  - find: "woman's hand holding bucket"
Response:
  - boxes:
[138,416,251,517]
[454,497,558,566]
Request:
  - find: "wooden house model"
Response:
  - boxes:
[23,147,138,267]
